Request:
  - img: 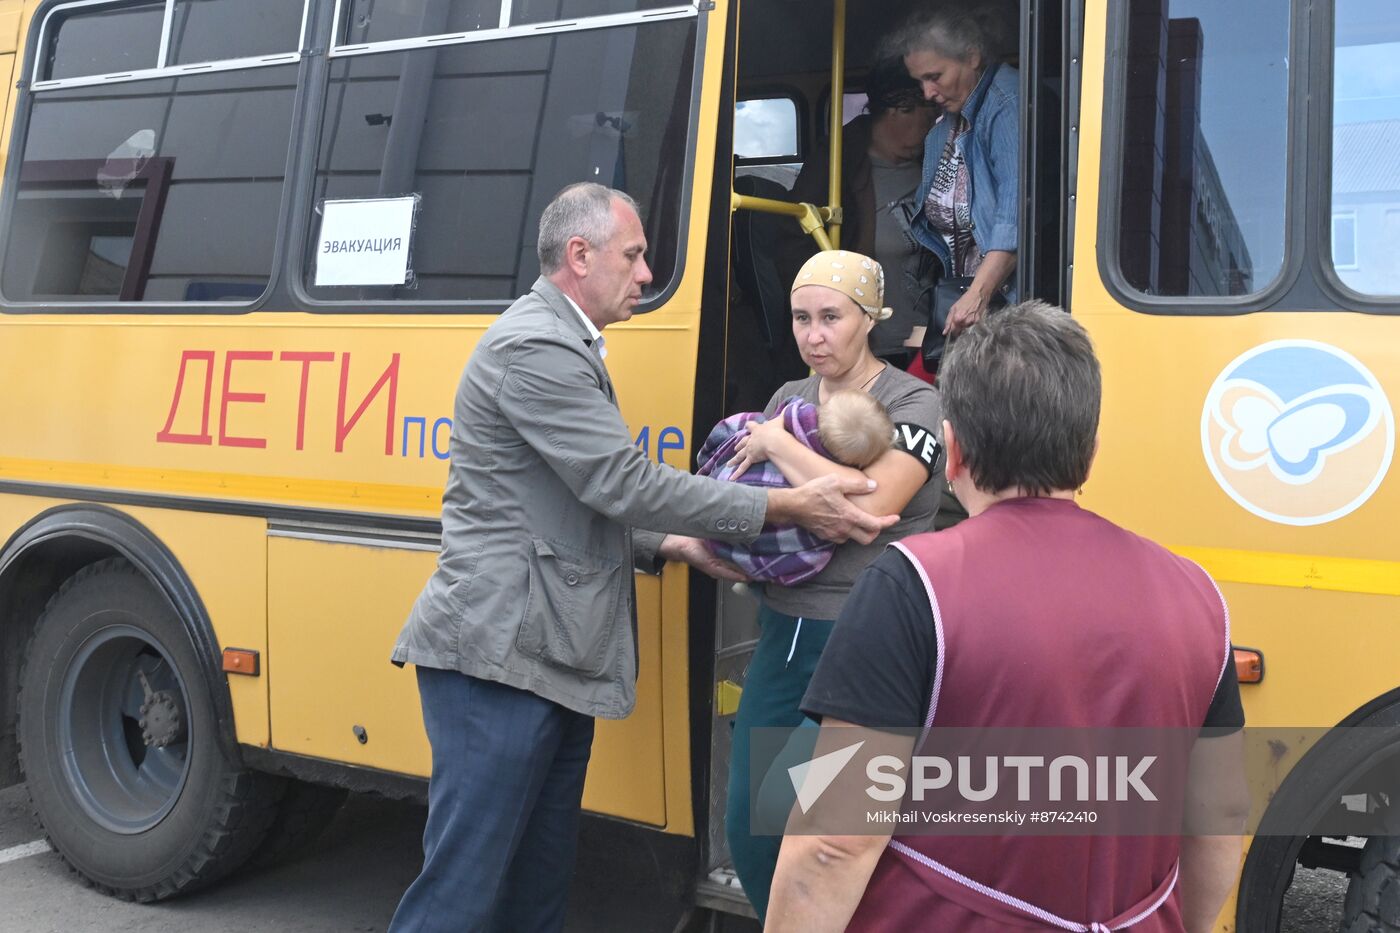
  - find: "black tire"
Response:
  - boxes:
[18,558,281,901]
[1239,705,1400,932]
[1343,811,1400,933]
[248,780,348,869]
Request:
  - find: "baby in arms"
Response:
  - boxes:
[696,389,892,585]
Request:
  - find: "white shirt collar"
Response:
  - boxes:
[561,294,607,359]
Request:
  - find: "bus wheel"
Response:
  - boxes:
[17,558,280,901]
[249,780,348,869]
[1342,815,1400,932]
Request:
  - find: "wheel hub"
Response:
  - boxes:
[57,626,192,834]
[139,686,186,748]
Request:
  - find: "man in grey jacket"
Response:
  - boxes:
[389,183,894,933]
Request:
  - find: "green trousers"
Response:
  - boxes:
[724,604,834,920]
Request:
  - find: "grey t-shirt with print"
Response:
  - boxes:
[759,366,944,620]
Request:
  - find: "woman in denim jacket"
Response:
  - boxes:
[898,6,1020,338]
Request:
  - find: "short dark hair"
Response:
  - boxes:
[863,55,925,117]
[940,300,1101,495]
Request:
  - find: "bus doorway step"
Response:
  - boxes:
[699,867,755,915]
[671,867,759,932]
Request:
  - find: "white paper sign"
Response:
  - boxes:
[315,196,417,286]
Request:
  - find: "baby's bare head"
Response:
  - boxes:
[818,389,894,468]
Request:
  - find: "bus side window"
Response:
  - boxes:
[734,96,800,154]
[1110,0,1290,300]
[339,0,500,46]
[1,1,304,305]
[338,0,684,46]
[510,0,684,27]
[42,2,164,82]
[309,13,699,305]
[734,96,801,189]
[38,0,302,82]
[1330,0,1400,297]
[167,0,304,66]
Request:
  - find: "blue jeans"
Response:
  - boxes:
[389,668,595,933]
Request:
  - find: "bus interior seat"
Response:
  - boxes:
[732,173,793,350]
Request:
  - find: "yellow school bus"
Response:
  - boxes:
[0,0,1394,928]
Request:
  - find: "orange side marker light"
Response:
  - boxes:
[1234,647,1263,684]
[222,648,261,677]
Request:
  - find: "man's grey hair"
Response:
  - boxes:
[893,3,1007,64]
[940,300,1101,496]
[537,182,640,275]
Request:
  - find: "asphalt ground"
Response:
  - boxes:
[0,782,1350,932]
[0,783,765,933]
[0,783,421,933]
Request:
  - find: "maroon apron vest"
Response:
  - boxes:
[847,498,1229,932]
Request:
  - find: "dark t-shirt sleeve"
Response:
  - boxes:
[801,548,935,729]
[1202,654,1245,733]
[801,547,1248,735]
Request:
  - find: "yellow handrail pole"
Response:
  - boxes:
[731,192,835,250]
[827,0,846,249]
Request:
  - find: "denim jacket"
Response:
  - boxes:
[911,63,1020,284]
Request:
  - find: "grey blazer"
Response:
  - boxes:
[392,278,766,718]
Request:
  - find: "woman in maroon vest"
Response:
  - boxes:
[766,301,1250,932]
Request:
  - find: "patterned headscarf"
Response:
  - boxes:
[791,249,894,322]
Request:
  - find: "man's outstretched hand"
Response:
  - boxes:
[769,475,899,545]
[657,534,750,582]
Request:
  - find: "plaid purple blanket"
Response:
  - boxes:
[695,397,836,586]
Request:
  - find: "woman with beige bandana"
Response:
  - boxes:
[723,249,945,919]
